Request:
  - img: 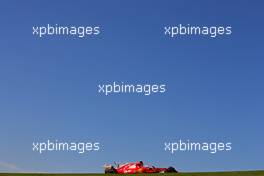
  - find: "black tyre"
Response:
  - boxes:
[104,166,117,174]
[165,166,178,173]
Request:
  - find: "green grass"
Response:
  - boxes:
[0,171,264,176]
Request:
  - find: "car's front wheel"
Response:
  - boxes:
[165,166,178,173]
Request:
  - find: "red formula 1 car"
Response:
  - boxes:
[104,161,178,174]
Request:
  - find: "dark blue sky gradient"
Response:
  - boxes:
[0,0,263,173]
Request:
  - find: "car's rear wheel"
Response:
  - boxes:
[104,166,117,174]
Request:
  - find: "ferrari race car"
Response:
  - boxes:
[104,161,178,174]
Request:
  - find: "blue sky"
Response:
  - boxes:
[0,0,263,173]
